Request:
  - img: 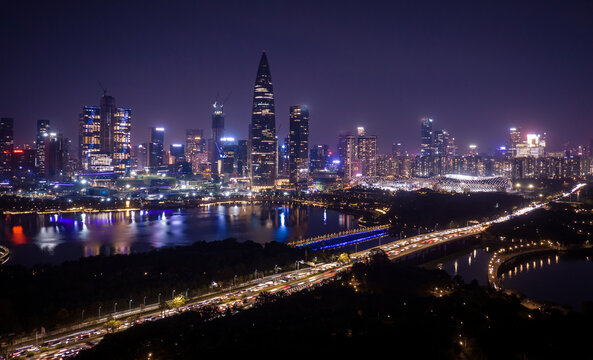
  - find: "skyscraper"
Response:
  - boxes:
[148,127,165,169]
[338,133,357,180]
[36,119,50,173]
[250,52,276,187]
[289,105,309,188]
[420,117,433,156]
[80,106,101,173]
[392,142,404,157]
[111,108,132,175]
[44,132,69,180]
[277,136,290,178]
[212,102,224,142]
[170,144,186,164]
[432,130,449,156]
[310,144,329,171]
[132,143,148,172]
[508,127,522,157]
[0,118,14,178]
[357,134,377,176]
[186,129,205,156]
[100,93,116,153]
[209,102,225,170]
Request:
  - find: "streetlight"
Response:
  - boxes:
[143,296,147,306]
[98,305,102,318]
[129,299,133,310]
[185,288,189,298]
[172,290,176,300]
[158,293,162,304]
[114,302,118,314]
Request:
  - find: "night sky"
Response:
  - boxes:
[1,0,592,154]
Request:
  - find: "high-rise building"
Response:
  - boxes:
[250,52,276,187]
[11,148,36,179]
[186,129,205,157]
[392,142,404,157]
[277,136,290,178]
[357,134,377,176]
[420,117,433,156]
[148,127,165,169]
[339,133,357,180]
[209,102,225,170]
[0,118,14,178]
[36,119,51,173]
[170,144,185,164]
[112,108,131,175]
[218,138,238,176]
[99,94,116,153]
[432,130,449,156]
[508,127,522,157]
[79,108,101,170]
[44,132,69,179]
[132,143,148,172]
[289,105,310,188]
[212,102,224,142]
[236,140,251,178]
[310,144,329,171]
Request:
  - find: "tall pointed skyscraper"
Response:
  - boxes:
[250,52,276,187]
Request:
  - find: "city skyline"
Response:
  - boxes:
[2,1,592,153]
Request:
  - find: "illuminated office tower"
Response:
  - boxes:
[278,136,290,177]
[392,142,403,157]
[357,133,377,176]
[310,144,329,171]
[432,130,449,157]
[44,132,69,179]
[99,93,116,153]
[0,118,14,178]
[212,102,224,142]
[111,108,131,175]
[132,143,148,171]
[148,127,165,169]
[289,105,309,188]
[250,52,276,187]
[79,107,101,170]
[508,127,521,157]
[236,139,251,178]
[209,102,225,169]
[186,129,205,158]
[170,144,185,164]
[339,133,357,180]
[36,119,51,173]
[420,117,433,156]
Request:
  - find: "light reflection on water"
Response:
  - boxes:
[0,204,358,266]
[441,247,593,310]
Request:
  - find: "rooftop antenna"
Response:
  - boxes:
[97,80,107,96]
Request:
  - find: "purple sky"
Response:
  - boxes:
[1,0,592,155]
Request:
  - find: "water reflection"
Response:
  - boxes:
[501,253,593,310]
[0,204,358,266]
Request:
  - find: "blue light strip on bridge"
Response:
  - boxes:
[296,228,388,247]
[312,231,389,251]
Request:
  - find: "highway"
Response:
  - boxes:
[5,183,585,359]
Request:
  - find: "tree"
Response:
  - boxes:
[169,295,186,309]
[104,319,121,333]
[337,253,350,264]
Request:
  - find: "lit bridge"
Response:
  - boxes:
[287,225,390,250]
